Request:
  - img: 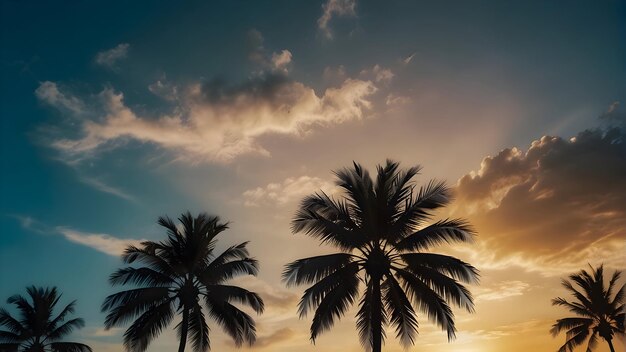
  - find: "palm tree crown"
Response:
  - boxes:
[283,160,479,352]
[102,212,264,352]
[551,265,625,352]
[0,286,92,352]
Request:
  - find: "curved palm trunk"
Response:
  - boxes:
[606,338,615,352]
[372,278,383,352]
[178,307,189,352]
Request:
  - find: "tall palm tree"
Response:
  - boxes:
[283,160,479,352]
[102,212,264,352]
[551,265,625,352]
[0,286,92,352]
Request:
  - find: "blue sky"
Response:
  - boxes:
[1,1,625,351]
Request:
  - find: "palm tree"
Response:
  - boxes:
[551,265,625,352]
[283,160,479,352]
[0,286,92,352]
[102,212,264,352]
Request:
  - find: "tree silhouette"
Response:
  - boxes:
[551,265,625,352]
[283,160,479,352]
[0,286,92,352]
[102,212,264,352]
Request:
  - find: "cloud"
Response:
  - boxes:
[12,214,143,257]
[77,175,137,202]
[453,111,626,274]
[360,64,394,84]
[55,227,143,257]
[35,81,85,115]
[38,74,377,163]
[317,0,357,39]
[385,93,411,107]
[250,328,296,349]
[242,175,338,207]
[403,52,416,65]
[475,281,530,301]
[90,327,123,337]
[247,30,292,73]
[94,43,130,69]
[271,50,292,73]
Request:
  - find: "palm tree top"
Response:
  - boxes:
[551,264,625,352]
[102,211,264,352]
[0,286,92,352]
[285,160,479,351]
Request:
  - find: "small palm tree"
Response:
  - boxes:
[551,265,625,352]
[283,160,479,352]
[0,286,92,352]
[102,212,264,352]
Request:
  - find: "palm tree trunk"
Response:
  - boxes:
[372,278,383,352]
[178,307,189,352]
[606,339,615,352]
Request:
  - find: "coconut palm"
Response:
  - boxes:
[551,265,625,352]
[283,160,479,352]
[102,212,264,352]
[0,286,91,352]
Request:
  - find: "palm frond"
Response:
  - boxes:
[205,299,256,347]
[283,253,356,287]
[395,219,475,251]
[309,265,360,343]
[297,262,360,318]
[46,318,85,341]
[400,252,479,284]
[292,193,365,250]
[102,287,172,328]
[550,317,593,336]
[49,342,92,352]
[205,285,264,314]
[396,268,456,340]
[0,309,24,335]
[122,299,175,352]
[187,302,210,352]
[382,275,418,347]
[109,267,174,287]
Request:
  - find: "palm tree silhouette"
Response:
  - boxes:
[283,160,479,352]
[102,212,264,352]
[551,265,624,352]
[0,286,92,352]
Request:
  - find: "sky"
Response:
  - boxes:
[1,0,625,351]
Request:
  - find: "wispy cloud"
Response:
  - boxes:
[35,81,85,115]
[55,227,143,257]
[12,214,144,257]
[94,43,130,69]
[475,281,530,301]
[403,52,416,65]
[77,175,137,203]
[317,0,357,39]
[242,175,338,207]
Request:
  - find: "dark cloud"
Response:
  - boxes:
[454,111,626,272]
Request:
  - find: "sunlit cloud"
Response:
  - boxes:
[38,75,377,163]
[11,214,143,257]
[453,110,626,275]
[242,176,338,207]
[475,281,530,301]
[360,64,394,84]
[55,227,144,257]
